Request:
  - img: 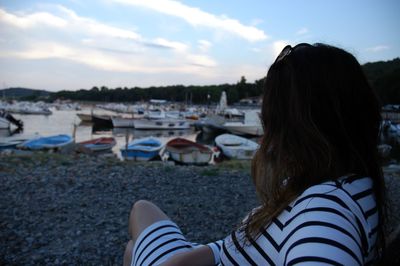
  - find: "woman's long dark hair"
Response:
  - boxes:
[245,43,386,256]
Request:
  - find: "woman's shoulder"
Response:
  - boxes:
[286,176,375,221]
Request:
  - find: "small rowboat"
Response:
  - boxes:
[18,134,74,150]
[121,137,163,161]
[78,137,116,152]
[215,134,259,160]
[165,138,213,165]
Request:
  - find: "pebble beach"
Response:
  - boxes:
[0,153,399,265]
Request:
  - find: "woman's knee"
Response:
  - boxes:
[129,200,170,238]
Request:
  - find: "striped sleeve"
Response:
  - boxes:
[206,240,224,265]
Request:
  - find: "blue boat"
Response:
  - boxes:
[121,137,163,161]
[18,134,74,150]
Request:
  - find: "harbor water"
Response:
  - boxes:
[0,106,205,158]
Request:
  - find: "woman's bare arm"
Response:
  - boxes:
[159,245,215,266]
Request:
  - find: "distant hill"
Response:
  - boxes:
[362,58,400,104]
[0,87,52,99]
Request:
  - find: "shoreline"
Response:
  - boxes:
[0,153,399,265]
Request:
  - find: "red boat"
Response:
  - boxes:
[78,137,116,152]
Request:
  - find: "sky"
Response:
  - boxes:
[0,0,399,92]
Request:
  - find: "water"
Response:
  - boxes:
[2,107,400,163]
[0,107,205,157]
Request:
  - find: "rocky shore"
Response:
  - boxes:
[0,153,399,265]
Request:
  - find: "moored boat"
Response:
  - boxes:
[78,137,116,152]
[165,138,213,165]
[92,114,113,128]
[215,134,259,160]
[223,110,263,136]
[112,117,136,128]
[120,137,163,161]
[77,113,92,122]
[18,134,74,150]
[133,119,190,130]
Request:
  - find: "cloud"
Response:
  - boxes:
[0,6,219,76]
[111,0,268,42]
[365,45,390,52]
[0,8,67,29]
[296,27,309,36]
[197,40,212,52]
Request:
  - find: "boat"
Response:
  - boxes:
[18,134,74,150]
[78,137,116,152]
[223,111,263,136]
[164,138,213,165]
[120,137,163,161]
[133,119,190,130]
[215,134,259,160]
[92,114,113,128]
[112,128,195,139]
[77,113,92,122]
[112,117,136,128]
[0,110,23,129]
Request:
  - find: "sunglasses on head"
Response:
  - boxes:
[274,43,312,63]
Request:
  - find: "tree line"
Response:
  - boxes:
[51,76,264,105]
[3,58,400,105]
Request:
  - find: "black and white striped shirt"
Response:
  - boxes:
[207,175,378,265]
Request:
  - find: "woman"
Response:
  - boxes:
[123,43,386,265]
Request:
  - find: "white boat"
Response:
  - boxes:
[215,134,259,160]
[112,117,136,128]
[0,117,9,129]
[164,138,214,165]
[77,113,92,122]
[133,119,190,130]
[223,110,263,136]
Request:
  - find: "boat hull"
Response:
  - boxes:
[166,138,213,165]
[112,117,136,128]
[77,113,92,122]
[120,149,160,161]
[120,137,163,161]
[134,119,190,130]
[92,115,113,128]
[215,134,259,160]
[168,150,212,165]
[18,134,74,150]
[78,137,116,152]
[223,122,263,136]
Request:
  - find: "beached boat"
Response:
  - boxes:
[215,134,259,160]
[165,138,213,165]
[120,137,163,161]
[223,111,263,136]
[78,137,116,152]
[18,134,74,150]
[133,119,190,130]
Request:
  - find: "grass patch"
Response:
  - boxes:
[216,160,252,172]
[201,167,220,177]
